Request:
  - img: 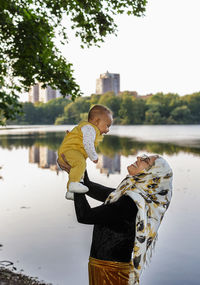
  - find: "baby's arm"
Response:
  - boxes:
[81,125,98,162]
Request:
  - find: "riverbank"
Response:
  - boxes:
[0,266,51,285]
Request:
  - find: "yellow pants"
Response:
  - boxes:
[59,150,86,190]
[88,257,135,285]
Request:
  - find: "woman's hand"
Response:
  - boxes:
[57,130,71,173]
[57,153,71,174]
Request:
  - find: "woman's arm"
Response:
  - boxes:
[74,193,138,225]
[83,171,115,202]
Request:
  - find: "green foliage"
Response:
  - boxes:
[118,95,135,124]
[117,93,145,124]
[90,94,102,105]
[130,97,146,124]
[181,93,200,123]
[145,108,163,124]
[55,97,90,124]
[0,91,23,125]
[7,92,200,125]
[145,93,180,123]
[144,92,192,125]
[168,105,192,124]
[0,0,147,125]
[8,97,70,125]
[98,91,121,119]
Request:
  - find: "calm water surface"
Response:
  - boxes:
[0,125,200,285]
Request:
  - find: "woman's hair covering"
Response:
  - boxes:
[105,156,173,284]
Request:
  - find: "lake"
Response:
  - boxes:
[0,125,200,285]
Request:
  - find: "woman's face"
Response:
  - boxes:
[127,155,158,176]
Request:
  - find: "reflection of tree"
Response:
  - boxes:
[97,136,122,157]
[0,133,200,157]
[0,132,64,150]
[99,136,200,157]
[0,165,2,179]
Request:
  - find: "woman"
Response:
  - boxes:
[58,154,173,285]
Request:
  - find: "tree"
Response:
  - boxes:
[8,97,70,124]
[20,102,37,124]
[145,107,163,124]
[0,0,147,125]
[145,93,181,123]
[90,94,102,105]
[118,95,135,124]
[37,97,70,124]
[182,93,200,123]
[168,105,192,124]
[55,97,90,124]
[98,91,121,119]
[130,97,146,124]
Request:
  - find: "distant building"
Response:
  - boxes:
[138,94,153,100]
[28,83,62,103]
[118,91,138,98]
[96,71,120,95]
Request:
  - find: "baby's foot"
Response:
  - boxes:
[65,192,74,200]
[68,182,89,193]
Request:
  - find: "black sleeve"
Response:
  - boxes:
[83,170,115,202]
[74,193,138,225]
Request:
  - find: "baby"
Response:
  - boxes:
[58,104,113,200]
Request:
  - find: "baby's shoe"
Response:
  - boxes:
[65,192,74,200]
[68,182,89,193]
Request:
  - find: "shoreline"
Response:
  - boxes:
[0,266,52,285]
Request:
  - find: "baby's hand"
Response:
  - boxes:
[93,159,98,164]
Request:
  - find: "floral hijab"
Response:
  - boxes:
[105,156,173,284]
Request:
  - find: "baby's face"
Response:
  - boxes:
[97,113,113,135]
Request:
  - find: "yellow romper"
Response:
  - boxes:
[58,121,102,189]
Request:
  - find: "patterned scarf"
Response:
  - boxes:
[105,156,173,284]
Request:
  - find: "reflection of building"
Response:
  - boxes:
[29,145,39,163]
[96,154,121,176]
[39,147,57,168]
[29,83,63,103]
[29,146,121,176]
[29,146,59,173]
[96,71,120,95]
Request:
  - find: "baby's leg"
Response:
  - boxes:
[64,150,88,196]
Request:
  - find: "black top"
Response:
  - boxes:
[74,172,138,262]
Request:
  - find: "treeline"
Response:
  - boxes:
[9,91,200,125]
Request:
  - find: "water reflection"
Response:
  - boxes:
[1,131,200,179]
[0,132,200,161]
[0,128,200,285]
[28,145,121,177]
[0,131,200,183]
[0,165,2,180]
[29,146,60,173]
[96,154,121,176]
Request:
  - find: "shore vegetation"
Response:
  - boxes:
[7,92,200,125]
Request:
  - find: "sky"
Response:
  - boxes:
[20,0,200,101]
